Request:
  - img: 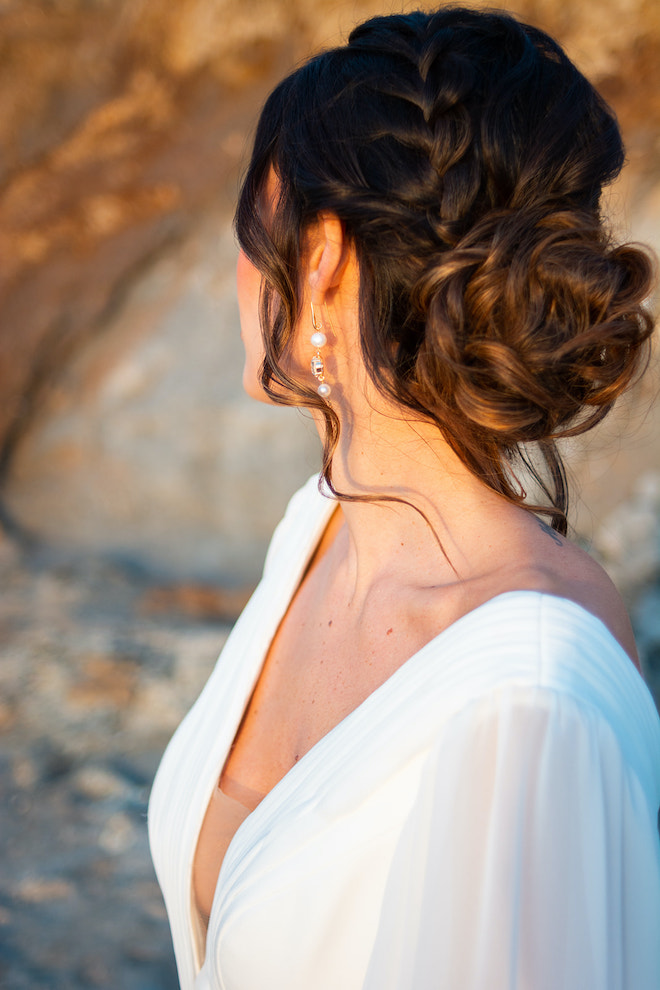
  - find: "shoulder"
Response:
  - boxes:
[468,507,640,669]
[535,537,639,668]
[426,591,660,792]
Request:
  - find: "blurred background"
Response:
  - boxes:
[0,0,659,987]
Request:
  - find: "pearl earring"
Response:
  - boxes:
[310,302,331,398]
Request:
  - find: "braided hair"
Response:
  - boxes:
[235,6,655,533]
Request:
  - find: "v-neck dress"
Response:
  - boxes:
[148,475,660,990]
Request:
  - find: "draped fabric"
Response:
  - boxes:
[149,476,660,990]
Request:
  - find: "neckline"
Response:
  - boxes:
[192,479,651,974]
[190,485,339,972]
[200,592,655,978]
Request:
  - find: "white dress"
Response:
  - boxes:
[149,475,660,990]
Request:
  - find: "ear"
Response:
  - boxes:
[306,214,348,303]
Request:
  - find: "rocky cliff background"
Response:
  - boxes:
[1,1,659,987]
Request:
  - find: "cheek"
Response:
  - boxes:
[235,251,312,404]
[236,251,273,403]
[236,250,261,326]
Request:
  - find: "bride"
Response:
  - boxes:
[150,7,660,989]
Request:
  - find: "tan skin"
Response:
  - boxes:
[220,212,641,809]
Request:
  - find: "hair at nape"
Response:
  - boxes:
[235,5,655,534]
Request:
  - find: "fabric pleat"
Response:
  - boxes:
[149,476,660,990]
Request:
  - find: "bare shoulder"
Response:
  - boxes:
[494,513,640,669]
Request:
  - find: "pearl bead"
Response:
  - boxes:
[317,382,331,398]
[310,331,327,349]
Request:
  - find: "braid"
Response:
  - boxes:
[236,6,655,534]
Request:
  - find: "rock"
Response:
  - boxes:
[11,756,39,791]
[633,584,660,703]
[14,878,75,904]
[98,812,136,855]
[67,657,138,709]
[0,553,194,988]
[72,766,128,801]
[3,218,321,583]
[635,586,660,645]
[139,581,253,621]
[0,700,17,732]
[1,0,659,584]
[590,470,660,595]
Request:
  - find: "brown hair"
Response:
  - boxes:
[235,6,655,533]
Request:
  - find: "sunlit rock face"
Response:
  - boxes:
[3,219,321,581]
[0,0,659,582]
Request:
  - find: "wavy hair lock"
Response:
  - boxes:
[235,6,655,534]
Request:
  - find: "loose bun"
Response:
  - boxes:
[415,206,653,440]
[236,6,656,532]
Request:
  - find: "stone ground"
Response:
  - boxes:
[0,525,659,990]
[0,541,244,990]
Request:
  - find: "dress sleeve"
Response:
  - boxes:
[363,685,660,990]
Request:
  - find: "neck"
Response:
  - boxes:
[312,393,513,601]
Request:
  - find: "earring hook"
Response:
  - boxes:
[310,301,323,331]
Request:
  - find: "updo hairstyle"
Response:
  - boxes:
[235,6,655,534]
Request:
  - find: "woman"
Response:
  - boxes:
[149,8,660,989]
